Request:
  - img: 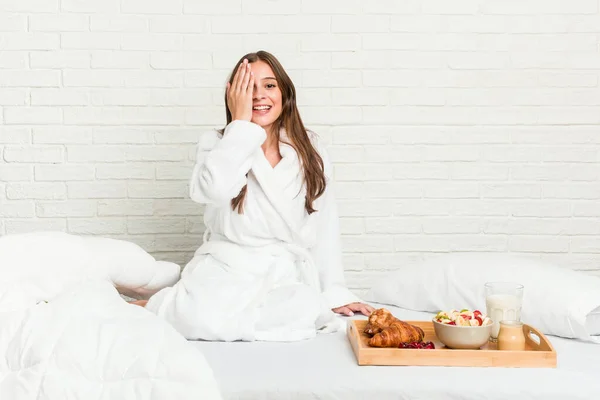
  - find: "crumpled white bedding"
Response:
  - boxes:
[194,305,600,400]
[0,232,223,400]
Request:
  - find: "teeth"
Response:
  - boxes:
[253,106,271,110]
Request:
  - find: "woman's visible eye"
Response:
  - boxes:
[266,83,276,89]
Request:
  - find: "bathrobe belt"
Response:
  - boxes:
[194,234,322,292]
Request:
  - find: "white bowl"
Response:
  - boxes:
[432,319,492,349]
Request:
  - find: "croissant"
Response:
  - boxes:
[368,320,425,347]
[364,308,400,336]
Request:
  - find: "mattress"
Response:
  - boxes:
[193,305,600,400]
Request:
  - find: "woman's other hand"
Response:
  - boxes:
[129,300,148,307]
[332,302,375,317]
[226,58,254,122]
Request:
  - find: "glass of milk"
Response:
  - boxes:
[484,282,524,342]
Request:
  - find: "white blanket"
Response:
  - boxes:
[0,232,222,400]
[146,121,360,342]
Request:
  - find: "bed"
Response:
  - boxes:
[194,305,600,400]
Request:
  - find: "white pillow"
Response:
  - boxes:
[0,231,181,305]
[364,253,600,343]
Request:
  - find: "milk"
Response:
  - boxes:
[486,294,522,339]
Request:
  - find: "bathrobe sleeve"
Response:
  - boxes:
[311,142,363,310]
[189,120,267,204]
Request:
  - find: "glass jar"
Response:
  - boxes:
[484,282,524,342]
[497,320,526,351]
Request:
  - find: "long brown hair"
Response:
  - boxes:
[221,51,326,214]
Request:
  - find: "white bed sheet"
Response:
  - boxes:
[193,305,600,400]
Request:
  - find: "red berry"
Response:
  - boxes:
[399,341,436,349]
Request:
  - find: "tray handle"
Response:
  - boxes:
[347,321,360,346]
[523,324,554,352]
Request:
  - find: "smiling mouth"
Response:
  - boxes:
[253,105,272,112]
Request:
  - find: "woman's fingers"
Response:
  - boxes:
[357,304,375,316]
[361,303,376,315]
[234,59,247,93]
[241,62,252,93]
[230,64,240,93]
[247,71,254,95]
[346,303,365,315]
[332,305,354,316]
[340,307,354,316]
[334,302,376,317]
[226,59,254,122]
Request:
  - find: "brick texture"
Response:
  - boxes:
[2,1,600,294]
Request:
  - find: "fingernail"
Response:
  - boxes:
[348,311,354,316]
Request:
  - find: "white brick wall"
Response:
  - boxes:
[1,0,600,293]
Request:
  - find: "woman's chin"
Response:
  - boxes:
[252,117,276,130]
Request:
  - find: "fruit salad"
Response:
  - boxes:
[434,309,492,327]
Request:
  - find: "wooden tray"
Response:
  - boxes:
[347,320,557,368]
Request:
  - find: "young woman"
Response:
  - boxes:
[142,51,374,341]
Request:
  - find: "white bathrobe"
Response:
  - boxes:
[146,120,361,342]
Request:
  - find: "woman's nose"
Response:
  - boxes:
[253,86,265,99]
